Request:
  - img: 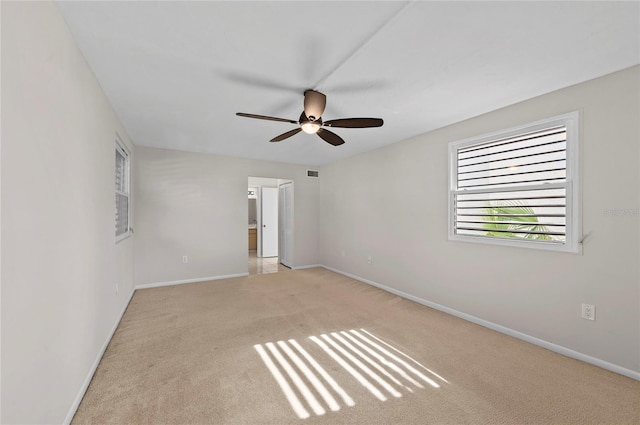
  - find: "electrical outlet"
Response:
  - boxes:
[581,303,595,320]
[115,284,119,295]
[182,255,189,263]
[367,256,372,264]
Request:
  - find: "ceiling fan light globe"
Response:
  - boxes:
[301,122,320,134]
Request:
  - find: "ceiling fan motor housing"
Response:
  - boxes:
[303,90,326,121]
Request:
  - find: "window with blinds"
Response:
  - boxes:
[448,112,580,252]
[115,139,130,241]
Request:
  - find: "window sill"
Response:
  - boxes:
[116,232,132,244]
[448,234,582,254]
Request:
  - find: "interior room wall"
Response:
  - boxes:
[318,66,640,375]
[1,2,136,423]
[1,4,636,425]
[133,147,319,286]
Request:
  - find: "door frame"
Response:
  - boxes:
[278,182,294,267]
[248,176,294,263]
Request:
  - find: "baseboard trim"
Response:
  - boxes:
[64,288,135,425]
[292,264,322,270]
[136,273,249,290]
[321,265,640,381]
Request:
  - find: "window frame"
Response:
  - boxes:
[115,135,131,243]
[448,111,581,253]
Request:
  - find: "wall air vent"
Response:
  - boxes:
[307,170,319,178]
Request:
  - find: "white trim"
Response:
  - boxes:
[115,230,131,243]
[115,134,131,242]
[136,273,249,290]
[448,111,581,254]
[278,182,295,268]
[64,289,135,425]
[449,111,579,152]
[320,265,640,381]
[565,111,581,252]
[115,232,132,244]
[292,264,322,270]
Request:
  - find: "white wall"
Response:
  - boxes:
[1,4,636,424]
[319,66,640,374]
[134,147,318,286]
[1,2,136,423]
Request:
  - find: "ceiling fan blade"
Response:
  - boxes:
[323,118,384,128]
[317,128,345,146]
[270,128,302,142]
[303,90,326,121]
[236,112,297,124]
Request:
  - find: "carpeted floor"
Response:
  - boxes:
[72,268,640,424]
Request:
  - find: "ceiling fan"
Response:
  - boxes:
[236,90,383,146]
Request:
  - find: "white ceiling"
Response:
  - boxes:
[56,1,639,166]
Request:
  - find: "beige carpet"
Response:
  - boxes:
[72,268,640,424]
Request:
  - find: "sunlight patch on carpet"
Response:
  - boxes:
[254,343,312,419]
[254,329,445,419]
[254,339,353,419]
[310,334,389,401]
[355,329,447,385]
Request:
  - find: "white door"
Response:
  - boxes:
[279,182,293,267]
[261,187,278,257]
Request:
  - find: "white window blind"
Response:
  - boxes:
[449,112,580,252]
[115,140,130,240]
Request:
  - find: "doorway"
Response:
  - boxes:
[248,177,294,275]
